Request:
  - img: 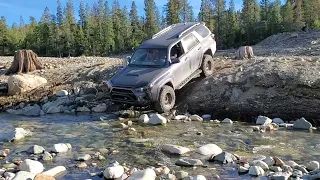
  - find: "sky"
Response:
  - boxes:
[0,0,284,26]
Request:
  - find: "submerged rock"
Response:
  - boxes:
[52,143,71,153]
[7,128,32,141]
[28,145,45,154]
[175,158,203,167]
[19,159,44,174]
[196,144,222,156]
[42,151,53,161]
[293,118,312,130]
[161,144,191,155]
[76,154,91,161]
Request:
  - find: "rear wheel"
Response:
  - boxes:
[155,85,176,113]
[201,54,214,77]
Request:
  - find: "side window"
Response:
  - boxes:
[195,26,210,38]
[182,33,200,51]
[170,42,184,58]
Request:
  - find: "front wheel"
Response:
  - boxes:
[154,85,176,113]
[201,54,214,77]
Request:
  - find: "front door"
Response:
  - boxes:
[181,32,202,73]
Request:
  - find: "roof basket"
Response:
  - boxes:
[152,24,176,39]
[178,22,200,38]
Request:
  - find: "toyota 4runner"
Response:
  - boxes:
[107,22,216,113]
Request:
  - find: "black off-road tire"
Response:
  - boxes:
[201,54,214,77]
[154,85,176,113]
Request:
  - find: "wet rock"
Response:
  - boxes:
[76,162,87,168]
[249,166,265,176]
[92,103,107,113]
[189,115,203,122]
[42,97,68,114]
[263,156,275,166]
[56,90,68,97]
[256,116,272,125]
[34,174,55,180]
[42,166,66,177]
[269,172,291,180]
[139,114,150,124]
[286,160,298,168]
[19,159,44,174]
[12,171,36,180]
[7,128,32,141]
[272,118,284,124]
[103,162,124,179]
[210,152,237,164]
[7,104,42,117]
[270,166,282,172]
[161,144,191,155]
[221,118,233,124]
[175,171,188,179]
[238,166,249,173]
[274,157,285,166]
[252,160,269,170]
[77,106,91,112]
[28,145,45,154]
[175,158,203,167]
[52,143,71,153]
[149,114,167,125]
[76,154,91,161]
[4,172,15,180]
[42,151,53,161]
[46,106,62,114]
[307,161,319,171]
[195,144,222,156]
[127,168,156,180]
[190,175,206,180]
[293,117,312,130]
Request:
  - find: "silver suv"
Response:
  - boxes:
[107,22,216,113]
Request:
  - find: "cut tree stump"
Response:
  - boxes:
[235,46,254,60]
[5,49,43,75]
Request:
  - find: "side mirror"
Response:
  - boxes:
[171,58,180,64]
[126,56,131,64]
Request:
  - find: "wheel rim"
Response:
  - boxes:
[206,60,212,71]
[164,93,173,105]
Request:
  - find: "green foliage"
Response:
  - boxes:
[0,0,320,56]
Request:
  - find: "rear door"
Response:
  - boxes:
[181,32,202,73]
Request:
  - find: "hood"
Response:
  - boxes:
[110,66,164,88]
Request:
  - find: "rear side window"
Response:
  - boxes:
[195,26,210,38]
[182,33,200,51]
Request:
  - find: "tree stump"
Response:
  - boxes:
[5,50,43,75]
[235,46,254,60]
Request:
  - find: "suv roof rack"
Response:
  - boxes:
[152,24,176,39]
[178,22,200,38]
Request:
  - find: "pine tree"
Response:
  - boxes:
[282,0,294,31]
[225,0,239,48]
[144,0,159,38]
[268,0,282,34]
[199,0,214,31]
[130,1,143,48]
[166,0,181,25]
[56,0,63,26]
[64,0,76,56]
[103,0,115,54]
[112,0,125,52]
[213,0,227,47]
[0,17,9,54]
[79,1,86,28]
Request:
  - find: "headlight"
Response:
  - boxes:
[135,85,152,92]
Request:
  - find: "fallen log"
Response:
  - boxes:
[5,50,43,75]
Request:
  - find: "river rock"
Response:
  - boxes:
[8,74,47,95]
[42,166,66,177]
[161,144,190,155]
[282,165,293,173]
[249,166,265,176]
[190,175,206,180]
[4,172,15,180]
[42,151,53,161]
[76,162,87,168]
[127,168,156,180]
[56,90,68,97]
[77,106,91,112]
[196,144,222,156]
[52,143,71,153]
[12,171,36,180]
[76,154,91,161]
[274,157,285,166]
[270,172,291,180]
[175,158,203,167]
[293,118,312,130]
[34,174,55,180]
[139,114,150,124]
[238,166,249,173]
[173,115,188,120]
[149,114,167,125]
[307,161,320,171]
[28,145,45,154]
[253,160,269,170]
[272,118,285,124]
[286,160,298,168]
[42,97,68,114]
[256,116,272,125]
[221,118,233,124]
[7,128,32,141]
[210,152,237,164]
[263,156,275,166]
[92,103,107,113]
[19,159,44,174]
[154,166,170,175]
[202,114,211,120]
[0,169,5,176]
[46,105,62,114]
[189,115,203,122]
[7,104,42,116]
[270,166,282,172]
[103,163,124,179]
[175,171,188,179]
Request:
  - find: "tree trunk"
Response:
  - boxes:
[5,49,43,75]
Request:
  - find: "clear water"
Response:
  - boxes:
[0,113,319,180]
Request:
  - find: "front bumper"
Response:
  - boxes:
[109,87,152,106]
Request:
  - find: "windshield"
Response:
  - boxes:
[129,48,167,67]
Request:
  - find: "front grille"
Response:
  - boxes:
[111,87,137,103]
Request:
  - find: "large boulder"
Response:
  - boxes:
[6,128,32,141]
[185,58,320,121]
[7,104,41,116]
[8,74,47,95]
[293,118,312,130]
[12,171,36,180]
[196,144,223,156]
[103,163,124,179]
[19,159,44,174]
